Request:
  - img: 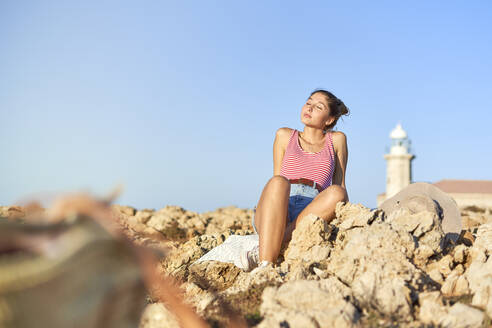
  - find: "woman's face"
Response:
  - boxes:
[300,92,334,130]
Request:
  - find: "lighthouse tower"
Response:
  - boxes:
[383,123,415,200]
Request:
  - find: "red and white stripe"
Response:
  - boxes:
[280,129,335,191]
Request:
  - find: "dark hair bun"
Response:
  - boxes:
[337,99,350,116]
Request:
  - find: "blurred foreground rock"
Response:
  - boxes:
[0,196,210,328]
[0,215,147,328]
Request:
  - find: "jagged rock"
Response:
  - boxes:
[226,264,283,294]
[467,246,486,266]
[454,275,470,295]
[333,202,383,230]
[461,223,492,317]
[415,215,445,251]
[387,208,434,237]
[454,264,465,275]
[139,303,180,328]
[441,271,460,296]
[428,268,445,284]
[473,223,492,254]
[326,220,420,319]
[459,230,475,247]
[280,261,312,281]
[135,209,154,224]
[202,206,254,235]
[161,233,228,280]
[188,261,242,292]
[111,204,136,217]
[146,206,206,240]
[284,213,332,263]
[181,282,214,311]
[440,303,485,328]
[462,209,492,231]
[259,278,360,328]
[453,244,468,264]
[438,255,455,277]
[414,244,436,267]
[312,267,329,279]
[418,291,447,324]
[386,206,445,267]
[138,205,254,241]
[465,254,492,317]
[426,254,455,280]
[219,265,283,324]
[419,292,485,328]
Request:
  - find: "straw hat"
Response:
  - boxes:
[379,182,462,242]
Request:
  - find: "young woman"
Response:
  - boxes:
[241,89,350,271]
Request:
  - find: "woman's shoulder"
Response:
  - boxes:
[330,130,346,140]
[276,127,294,140]
[330,131,347,150]
[275,127,294,149]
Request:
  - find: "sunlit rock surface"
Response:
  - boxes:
[53,202,492,326]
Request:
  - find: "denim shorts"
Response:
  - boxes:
[251,183,319,234]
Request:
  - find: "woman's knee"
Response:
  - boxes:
[324,185,348,203]
[267,175,290,191]
[269,175,289,184]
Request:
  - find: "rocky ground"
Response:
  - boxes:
[2,203,491,327]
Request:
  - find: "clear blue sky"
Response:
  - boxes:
[1,1,491,212]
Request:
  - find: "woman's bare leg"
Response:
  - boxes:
[254,175,290,263]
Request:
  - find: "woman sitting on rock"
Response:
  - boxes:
[241,89,350,271]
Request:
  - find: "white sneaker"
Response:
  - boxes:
[240,245,259,271]
[250,260,273,275]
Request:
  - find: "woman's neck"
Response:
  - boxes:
[300,127,326,144]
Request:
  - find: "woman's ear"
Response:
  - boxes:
[325,116,335,128]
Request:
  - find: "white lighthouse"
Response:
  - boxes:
[377,123,415,205]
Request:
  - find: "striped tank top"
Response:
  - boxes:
[280,129,336,191]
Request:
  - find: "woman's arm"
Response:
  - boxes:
[273,127,291,176]
[331,131,348,189]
